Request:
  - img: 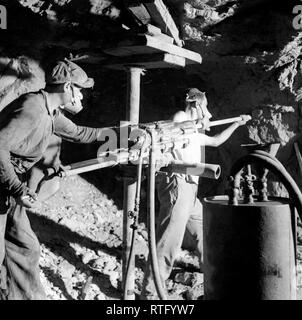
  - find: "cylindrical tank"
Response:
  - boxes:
[203,195,297,300]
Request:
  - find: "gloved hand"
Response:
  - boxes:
[237,114,252,126]
[16,188,41,214]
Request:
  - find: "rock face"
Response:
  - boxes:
[249,105,296,146]
[0,56,45,111]
[176,0,302,196]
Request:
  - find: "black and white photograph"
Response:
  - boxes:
[0,0,301,306]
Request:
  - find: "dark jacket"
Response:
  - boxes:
[0,90,101,197]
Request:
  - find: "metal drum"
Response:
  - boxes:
[203,195,297,300]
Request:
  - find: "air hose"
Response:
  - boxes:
[147,129,167,300]
[123,128,167,300]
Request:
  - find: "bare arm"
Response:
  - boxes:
[201,114,251,147]
[202,122,240,147]
[173,110,236,147]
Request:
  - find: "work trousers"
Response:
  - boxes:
[141,175,203,299]
[0,192,46,300]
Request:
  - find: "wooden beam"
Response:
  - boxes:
[127,3,151,25]
[138,23,162,36]
[103,35,202,65]
[102,53,186,70]
[141,0,183,47]
[131,24,175,44]
[152,33,174,44]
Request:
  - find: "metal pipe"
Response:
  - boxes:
[243,164,255,204]
[123,67,145,300]
[59,159,118,177]
[123,146,144,300]
[163,160,221,179]
[126,67,143,125]
[208,115,251,128]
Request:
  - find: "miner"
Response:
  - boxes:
[141,88,251,299]
[0,59,108,300]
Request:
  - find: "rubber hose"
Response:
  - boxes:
[147,130,167,300]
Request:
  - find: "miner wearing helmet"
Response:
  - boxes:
[142,88,250,299]
[0,59,107,299]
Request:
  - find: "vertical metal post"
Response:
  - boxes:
[123,67,144,300]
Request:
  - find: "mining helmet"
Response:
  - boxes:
[185,88,212,119]
[46,59,94,88]
[185,88,206,102]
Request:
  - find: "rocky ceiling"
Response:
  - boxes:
[0,0,293,58]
